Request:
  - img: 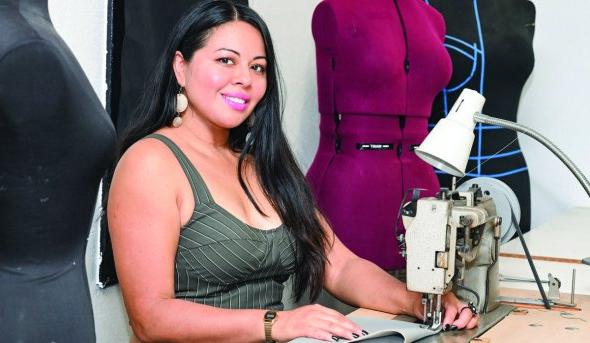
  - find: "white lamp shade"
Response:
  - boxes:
[415,89,486,177]
[415,119,475,177]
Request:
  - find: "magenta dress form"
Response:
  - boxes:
[307,0,452,270]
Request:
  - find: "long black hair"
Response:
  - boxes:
[118,0,330,302]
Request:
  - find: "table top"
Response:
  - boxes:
[499,206,590,295]
[350,288,590,342]
[480,288,589,342]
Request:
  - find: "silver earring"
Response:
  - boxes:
[173,87,188,128]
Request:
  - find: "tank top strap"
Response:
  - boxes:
[145,133,212,205]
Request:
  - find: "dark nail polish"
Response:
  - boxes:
[443,324,450,331]
[450,325,458,331]
[332,336,340,341]
[352,333,359,338]
[361,329,369,336]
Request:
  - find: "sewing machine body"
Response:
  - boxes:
[402,184,502,328]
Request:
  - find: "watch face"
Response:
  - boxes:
[264,311,277,321]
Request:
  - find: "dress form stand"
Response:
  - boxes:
[307,0,451,274]
[0,0,116,340]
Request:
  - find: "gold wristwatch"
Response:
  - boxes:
[263,310,278,343]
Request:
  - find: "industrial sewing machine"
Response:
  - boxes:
[399,88,587,331]
[401,180,507,330]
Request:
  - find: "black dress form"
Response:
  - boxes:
[429,0,535,234]
[0,0,116,341]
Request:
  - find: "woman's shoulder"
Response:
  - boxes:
[124,133,173,161]
[115,133,181,185]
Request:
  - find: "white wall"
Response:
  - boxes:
[48,1,131,342]
[249,0,322,171]
[519,0,590,228]
[50,0,109,99]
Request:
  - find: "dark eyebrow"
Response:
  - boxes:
[216,48,267,62]
[216,48,240,55]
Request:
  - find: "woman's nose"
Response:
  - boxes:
[232,65,252,87]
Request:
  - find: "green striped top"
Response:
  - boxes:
[147,134,296,310]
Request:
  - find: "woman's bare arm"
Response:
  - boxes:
[109,140,366,342]
[321,216,478,329]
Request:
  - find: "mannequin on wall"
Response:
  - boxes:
[307,0,452,272]
[428,0,535,234]
[0,0,115,341]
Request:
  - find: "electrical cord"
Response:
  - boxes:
[393,189,410,253]
[510,207,552,309]
[454,282,481,311]
[394,188,425,257]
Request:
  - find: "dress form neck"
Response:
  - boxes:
[15,0,51,23]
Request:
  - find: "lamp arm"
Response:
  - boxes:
[473,113,590,198]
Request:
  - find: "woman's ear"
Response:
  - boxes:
[172,51,186,87]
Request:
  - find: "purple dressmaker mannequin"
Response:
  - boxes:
[307,0,452,270]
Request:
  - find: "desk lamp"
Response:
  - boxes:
[414,88,590,308]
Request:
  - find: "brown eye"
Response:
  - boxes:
[251,64,266,74]
[217,57,234,65]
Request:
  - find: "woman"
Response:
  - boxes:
[108,1,478,342]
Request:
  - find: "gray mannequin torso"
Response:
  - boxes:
[0,0,115,341]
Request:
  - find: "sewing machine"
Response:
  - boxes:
[401,181,505,330]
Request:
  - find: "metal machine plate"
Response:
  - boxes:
[415,304,514,343]
[346,304,514,342]
[405,199,454,294]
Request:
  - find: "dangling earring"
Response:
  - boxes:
[173,87,188,128]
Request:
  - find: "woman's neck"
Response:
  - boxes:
[178,116,232,153]
[180,104,234,144]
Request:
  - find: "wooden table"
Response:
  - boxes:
[350,207,590,341]
[479,288,590,342]
[350,288,590,342]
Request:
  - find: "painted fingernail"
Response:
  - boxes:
[361,329,369,336]
[352,333,359,338]
[450,325,458,331]
[443,324,450,331]
[332,336,340,341]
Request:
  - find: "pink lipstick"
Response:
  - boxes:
[222,93,250,111]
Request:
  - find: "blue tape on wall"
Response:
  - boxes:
[427,0,535,235]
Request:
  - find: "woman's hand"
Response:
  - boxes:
[272,304,365,342]
[407,291,479,331]
[440,292,479,330]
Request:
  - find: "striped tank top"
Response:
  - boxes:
[147,134,297,310]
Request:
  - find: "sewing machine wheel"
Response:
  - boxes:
[457,177,521,245]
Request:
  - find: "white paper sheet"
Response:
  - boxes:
[289,316,440,343]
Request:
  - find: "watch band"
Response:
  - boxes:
[264,310,277,343]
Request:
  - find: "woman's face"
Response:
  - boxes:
[174,20,268,130]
